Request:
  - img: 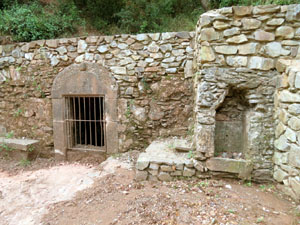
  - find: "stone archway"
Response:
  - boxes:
[51,63,118,159]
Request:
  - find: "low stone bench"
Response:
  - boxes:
[136,137,253,181]
[0,138,39,160]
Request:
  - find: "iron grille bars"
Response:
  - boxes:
[64,96,106,152]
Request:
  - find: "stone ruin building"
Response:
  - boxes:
[1,4,300,200]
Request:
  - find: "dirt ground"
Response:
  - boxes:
[0,152,299,225]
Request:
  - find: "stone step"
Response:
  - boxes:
[0,138,39,160]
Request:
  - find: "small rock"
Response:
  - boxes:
[276,26,294,39]
[226,34,248,44]
[77,40,87,53]
[158,172,172,181]
[135,170,148,181]
[254,30,275,41]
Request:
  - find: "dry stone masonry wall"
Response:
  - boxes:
[274,59,300,201]
[1,3,300,200]
[0,32,195,156]
[194,4,300,182]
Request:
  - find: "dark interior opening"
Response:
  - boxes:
[66,96,105,149]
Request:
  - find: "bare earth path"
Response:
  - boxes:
[0,154,299,225]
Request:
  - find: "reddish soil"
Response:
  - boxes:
[0,154,299,225]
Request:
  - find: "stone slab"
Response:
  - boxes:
[0,138,39,151]
[206,157,253,179]
[136,137,193,167]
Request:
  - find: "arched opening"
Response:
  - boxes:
[51,63,118,159]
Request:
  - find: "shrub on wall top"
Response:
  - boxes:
[0,1,82,42]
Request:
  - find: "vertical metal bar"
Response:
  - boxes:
[94,97,97,147]
[65,97,68,148]
[78,97,82,145]
[73,96,77,147]
[99,97,103,146]
[103,96,106,147]
[89,97,92,146]
[84,97,87,146]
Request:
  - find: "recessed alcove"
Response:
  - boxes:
[214,88,249,159]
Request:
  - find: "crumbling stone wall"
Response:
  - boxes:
[274,59,300,200]
[195,4,300,181]
[0,32,194,156]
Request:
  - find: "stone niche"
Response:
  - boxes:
[51,63,118,160]
[214,88,249,159]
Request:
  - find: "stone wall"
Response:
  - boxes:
[274,59,300,200]
[0,32,195,156]
[194,4,300,181]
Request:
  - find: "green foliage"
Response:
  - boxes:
[187,150,194,159]
[5,131,14,139]
[0,1,82,41]
[19,159,31,167]
[70,0,123,30]
[0,143,13,152]
[116,0,203,33]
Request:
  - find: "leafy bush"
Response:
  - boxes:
[116,0,203,34]
[0,1,82,42]
[71,0,124,30]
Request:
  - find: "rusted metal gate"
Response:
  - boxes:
[64,95,106,152]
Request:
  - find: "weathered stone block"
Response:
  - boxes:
[288,117,300,131]
[276,26,295,39]
[213,21,231,30]
[206,157,253,179]
[290,177,300,199]
[285,128,297,142]
[111,66,127,75]
[136,155,150,170]
[224,27,240,37]
[288,104,300,115]
[226,56,247,67]
[295,72,300,89]
[253,5,280,14]
[238,43,259,55]
[248,56,274,70]
[158,171,172,181]
[264,42,290,58]
[171,171,182,176]
[233,6,252,16]
[214,45,237,54]
[273,167,288,182]
[273,151,288,165]
[254,30,275,41]
[45,39,58,48]
[149,163,159,170]
[242,18,261,30]
[200,46,215,62]
[289,145,300,168]
[161,165,174,172]
[97,45,109,53]
[267,18,284,26]
[226,34,248,44]
[201,28,219,41]
[183,167,196,177]
[77,40,87,53]
[274,135,289,151]
[280,90,300,103]
[136,170,148,181]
